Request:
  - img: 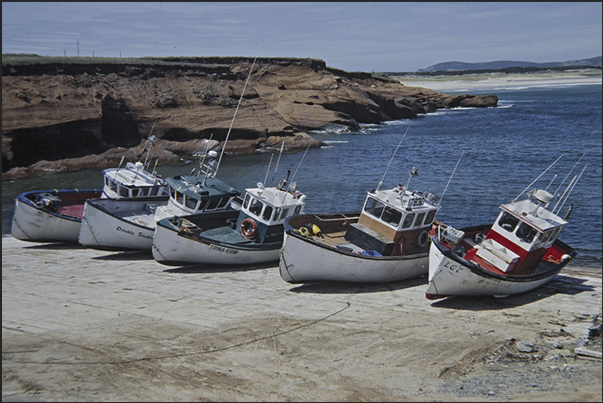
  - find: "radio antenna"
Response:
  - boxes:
[513,155,562,202]
[214,56,257,177]
[376,127,409,191]
[439,150,464,205]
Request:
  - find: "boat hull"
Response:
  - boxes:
[79,196,169,250]
[426,232,576,299]
[11,189,103,243]
[152,220,281,266]
[279,212,430,284]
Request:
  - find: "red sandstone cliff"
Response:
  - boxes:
[2,56,497,179]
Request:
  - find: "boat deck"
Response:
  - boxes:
[198,225,253,245]
[114,210,157,228]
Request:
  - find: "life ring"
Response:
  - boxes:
[417,230,429,247]
[240,218,257,240]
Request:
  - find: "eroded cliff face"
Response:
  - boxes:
[2,57,498,178]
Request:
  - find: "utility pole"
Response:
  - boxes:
[77,41,80,57]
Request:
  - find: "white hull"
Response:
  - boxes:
[79,197,169,250]
[152,224,281,265]
[11,189,102,243]
[11,198,82,242]
[279,231,428,283]
[426,237,566,298]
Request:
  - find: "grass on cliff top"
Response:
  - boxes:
[2,53,323,68]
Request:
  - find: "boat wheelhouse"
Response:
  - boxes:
[78,151,241,251]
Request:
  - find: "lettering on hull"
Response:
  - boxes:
[209,244,239,255]
[115,226,153,240]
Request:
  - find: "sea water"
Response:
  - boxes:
[3,84,602,271]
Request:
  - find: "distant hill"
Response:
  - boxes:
[418,56,602,72]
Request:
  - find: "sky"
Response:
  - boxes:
[2,2,602,72]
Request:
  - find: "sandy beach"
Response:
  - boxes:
[396,70,602,92]
[2,236,601,402]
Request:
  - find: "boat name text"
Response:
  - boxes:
[209,244,238,255]
[115,226,153,240]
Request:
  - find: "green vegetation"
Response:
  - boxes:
[1,53,324,69]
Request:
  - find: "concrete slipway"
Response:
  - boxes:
[2,236,601,401]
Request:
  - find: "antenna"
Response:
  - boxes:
[513,155,563,202]
[439,150,464,205]
[290,144,310,185]
[271,141,285,182]
[142,121,157,169]
[554,164,587,216]
[263,154,274,186]
[198,133,214,180]
[282,145,310,203]
[376,127,409,191]
[214,57,257,177]
[553,153,585,198]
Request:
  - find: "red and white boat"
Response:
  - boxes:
[426,156,583,299]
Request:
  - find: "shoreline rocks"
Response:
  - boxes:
[2,57,498,179]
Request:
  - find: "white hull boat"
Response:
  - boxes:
[280,212,435,283]
[79,196,170,250]
[152,210,283,265]
[426,224,575,299]
[278,145,461,285]
[11,189,103,243]
[426,155,583,299]
[11,134,167,244]
[79,171,241,251]
[153,171,307,266]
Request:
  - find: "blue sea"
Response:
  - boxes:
[3,84,602,271]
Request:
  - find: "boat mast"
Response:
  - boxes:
[513,155,563,202]
[214,57,258,177]
[438,150,464,205]
[553,164,587,216]
[376,127,409,192]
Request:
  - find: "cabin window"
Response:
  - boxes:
[110,180,117,193]
[185,196,198,209]
[498,212,519,232]
[175,191,184,205]
[243,194,251,209]
[414,212,426,227]
[218,197,230,209]
[198,199,209,211]
[248,198,263,215]
[262,205,274,221]
[119,186,130,198]
[139,188,149,197]
[131,189,140,197]
[516,222,537,243]
[364,197,385,219]
[207,198,221,210]
[402,213,415,229]
[294,205,302,215]
[424,209,437,225]
[381,206,402,226]
[278,207,290,220]
[170,188,177,199]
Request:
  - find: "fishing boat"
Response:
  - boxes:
[78,150,241,250]
[152,168,307,266]
[78,58,258,251]
[279,166,445,284]
[11,134,167,243]
[425,155,583,299]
